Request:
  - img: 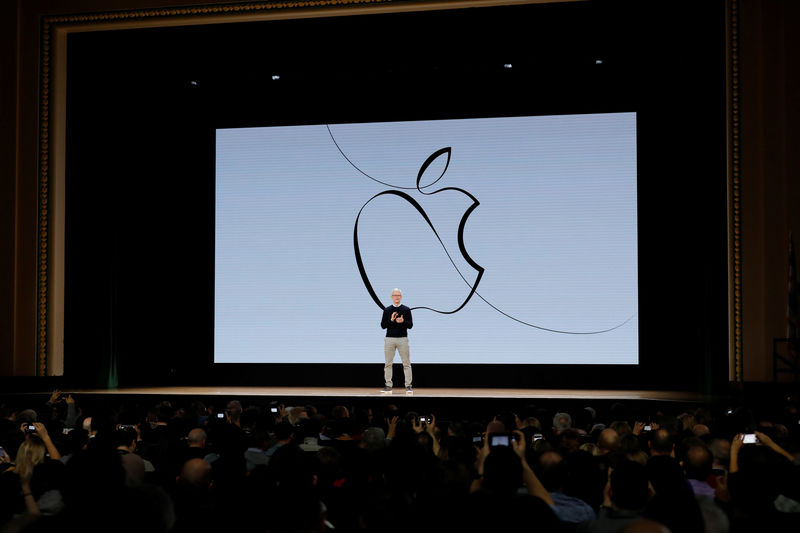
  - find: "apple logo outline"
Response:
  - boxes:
[353,147,485,313]
[327,123,636,334]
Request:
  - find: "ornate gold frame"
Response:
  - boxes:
[35,0,741,379]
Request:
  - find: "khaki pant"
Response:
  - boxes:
[384,336,412,387]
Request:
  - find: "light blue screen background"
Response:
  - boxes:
[215,113,638,364]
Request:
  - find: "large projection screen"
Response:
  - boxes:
[215,113,638,365]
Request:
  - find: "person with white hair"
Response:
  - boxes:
[380,288,414,393]
[553,412,573,434]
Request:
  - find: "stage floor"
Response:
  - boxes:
[54,386,704,402]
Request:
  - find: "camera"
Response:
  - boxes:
[25,424,36,434]
[742,433,758,444]
[419,416,431,424]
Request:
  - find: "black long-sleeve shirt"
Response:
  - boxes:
[381,305,413,337]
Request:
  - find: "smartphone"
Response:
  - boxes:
[25,424,36,434]
[216,412,225,419]
[0,446,7,458]
[742,433,758,444]
[643,425,652,432]
[472,435,483,444]
[118,424,136,430]
[489,433,518,447]
[533,433,544,441]
[62,427,74,434]
[270,407,279,413]
[490,434,510,447]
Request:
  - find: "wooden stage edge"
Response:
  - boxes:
[45,386,707,402]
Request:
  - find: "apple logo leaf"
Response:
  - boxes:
[417,147,450,191]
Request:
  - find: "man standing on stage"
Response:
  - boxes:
[381,288,413,393]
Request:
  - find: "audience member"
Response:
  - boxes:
[554,412,573,434]
[580,460,651,532]
[1,389,799,533]
[538,449,597,523]
[682,441,715,498]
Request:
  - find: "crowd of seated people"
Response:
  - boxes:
[0,390,799,533]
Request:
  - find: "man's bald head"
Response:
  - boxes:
[684,443,713,481]
[187,428,207,447]
[598,428,620,454]
[179,458,212,488]
[486,420,505,434]
[649,429,674,455]
[539,450,563,469]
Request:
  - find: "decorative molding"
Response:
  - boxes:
[42,0,393,25]
[35,0,737,380]
[727,0,741,382]
[38,18,52,376]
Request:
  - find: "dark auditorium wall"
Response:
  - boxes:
[0,0,797,384]
[738,0,800,381]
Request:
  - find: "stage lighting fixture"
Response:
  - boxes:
[503,63,512,69]
[271,74,280,81]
